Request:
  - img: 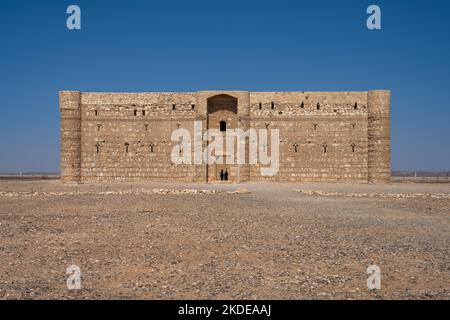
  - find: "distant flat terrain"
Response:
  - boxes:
[0,180,449,299]
[392,171,450,183]
[0,174,59,180]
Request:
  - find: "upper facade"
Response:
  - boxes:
[59,90,391,183]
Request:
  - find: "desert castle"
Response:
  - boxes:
[59,90,391,183]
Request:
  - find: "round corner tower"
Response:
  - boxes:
[59,90,81,182]
[367,90,391,183]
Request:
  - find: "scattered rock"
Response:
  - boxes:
[293,189,450,199]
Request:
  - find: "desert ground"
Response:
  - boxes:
[0,179,449,300]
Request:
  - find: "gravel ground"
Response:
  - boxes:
[0,180,449,300]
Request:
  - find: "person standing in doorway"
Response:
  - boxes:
[220,169,224,181]
[224,170,229,181]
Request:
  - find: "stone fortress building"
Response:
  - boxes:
[59,90,391,184]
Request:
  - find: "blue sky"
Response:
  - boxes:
[0,0,449,173]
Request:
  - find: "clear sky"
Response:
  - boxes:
[0,0,449,173]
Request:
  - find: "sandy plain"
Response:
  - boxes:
[0,180,448,299]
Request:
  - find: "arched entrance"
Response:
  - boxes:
[206,94,238,183]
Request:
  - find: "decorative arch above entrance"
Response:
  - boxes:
[195,91,250,117]
[207,94,238,115]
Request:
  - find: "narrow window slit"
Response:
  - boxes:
[220,121,227,132]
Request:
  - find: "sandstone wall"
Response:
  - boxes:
[248,92,369,182]
[79,93,199,182]
[59,90,391,183]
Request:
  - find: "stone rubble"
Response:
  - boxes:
[0,188,250,198]
[293,189,450,199]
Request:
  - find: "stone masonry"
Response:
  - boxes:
[59,90,391,183]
